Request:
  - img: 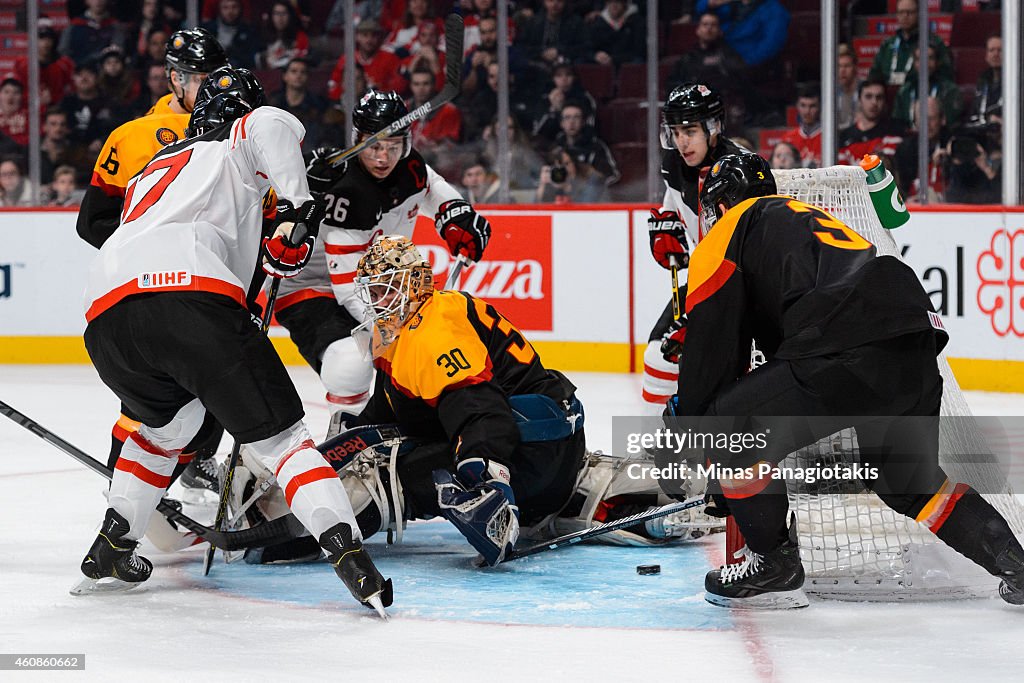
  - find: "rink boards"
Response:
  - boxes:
[1,204,1022,391]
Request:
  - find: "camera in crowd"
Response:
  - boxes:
[550,164,569,184]
[948,121,1000,164]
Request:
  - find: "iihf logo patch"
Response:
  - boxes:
[155,127,179,146]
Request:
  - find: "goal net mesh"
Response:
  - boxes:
[768,166,1024,600]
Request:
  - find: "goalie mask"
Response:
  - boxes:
[352,89,412,161]
[661,82,725,150]
[354,235,434,356]
[697,152,777,235]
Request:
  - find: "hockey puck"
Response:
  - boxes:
[636,564,661,575]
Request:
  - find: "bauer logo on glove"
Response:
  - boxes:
[261,198,324,278]
[648,209,690,270]
[435,199,491,263]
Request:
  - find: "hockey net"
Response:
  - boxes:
[750,166,1024,601]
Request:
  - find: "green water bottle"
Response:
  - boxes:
[860,154,910,229]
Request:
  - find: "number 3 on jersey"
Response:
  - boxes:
[121,149,194,224]
[786,199,872,251]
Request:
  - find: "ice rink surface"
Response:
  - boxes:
[2,364,1023,682]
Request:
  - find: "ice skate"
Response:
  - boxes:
[704,523,808,610]
[179,453,222,505]
[72,508,152,596]
[319,522,393,619]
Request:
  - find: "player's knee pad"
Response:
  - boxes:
[320,337,373,412]
[642,341,677,413]
[137,398,207,452]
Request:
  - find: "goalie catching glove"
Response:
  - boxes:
[435,199,491,263]
[433,458,519,566]
[648,209,689,270]
[261,198,324,278]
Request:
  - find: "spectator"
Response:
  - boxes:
[695,0,790,67]
[779,82,821,168]
[518,0,588,66]
[97,45,140,110]
[838,78,905,165]
[269,58,332,153]
[162,1,186,29]
[200,0,262,69]
[130,0,171,62]
[139,26,171,72]
[666,11,746,96]
[972,34,1002,125]
[327,18,406,101]
[460,157,503,204]
[530,56,596,142]
[46,164,86,207]
[462,60,501,141]
[463,15,500,95]
[40,108,90,185]
[325,0,383,37]
[770,140,800,170]
[481,114,544,191]
[868,0,953,87]
[407,64,462,170]
[259,1,309,69]
[403,21,447,93]
[553,101,620,185]
[61,62,118,155]
[586,0,644,66]
[837,44,861,130]
[535,145,609,203]
[142,62,170,110]
[894,96,950,202]
[462,0,499,52]
[0,156,35,207]
[59,0,127,65]
[0,76,29,152]
[385,0,443,54]
[944,130,1000,204]
[14,22,76,109]
[892,45,962,129]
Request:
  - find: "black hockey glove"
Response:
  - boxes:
[261,198,324,278]
[435,199,491,263]
[648,209,689,270]
[659,317,687,364]
[306,146,347,197]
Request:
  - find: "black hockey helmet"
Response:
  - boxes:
[661,82,725,149]
[697,152,776,234]
[351,89,412,158]
[186,66,266,137]
[165,27,229,74]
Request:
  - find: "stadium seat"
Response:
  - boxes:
[950,11,1001,48]
[616,63,649,99]
[953,47,988,86]
[609,142,648,201]
[574,63,615,102]
[598,98,648,144]
[255,68,282,95]
[666,22,698,56]
[309,65,334,98]
[780,12,821,73]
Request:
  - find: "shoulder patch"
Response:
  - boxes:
[155,127,179,146]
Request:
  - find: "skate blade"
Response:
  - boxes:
[365,594,389,621]
[704,588,809,610]
[69,576,144,597]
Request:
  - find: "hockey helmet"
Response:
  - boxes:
[186,66,266,137]
[661,82,725,149]
[354,235,434,354]
[165,27,229,74]
[697,152,776,234]
[351,90,412,159]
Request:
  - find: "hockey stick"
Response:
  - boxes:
[669,255,682,322]
[444,254,469,290]
[325,13,464,168]
[502,496,708,562]
[0,399,304,550]
[203,277,282,575]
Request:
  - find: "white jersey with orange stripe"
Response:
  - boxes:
[275,150,460,320]
[83,107,311,322]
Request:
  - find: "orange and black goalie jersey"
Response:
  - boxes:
[76,94,189,249]
[677,195,947,416]
[360,290,576,467]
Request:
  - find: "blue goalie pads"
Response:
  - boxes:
[317,424,417,472]
[433,468,520,566]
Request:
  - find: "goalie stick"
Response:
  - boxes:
[325,13,464,169]
[502,496,708,562]
[444,254,470,290]
[0,399,305,550]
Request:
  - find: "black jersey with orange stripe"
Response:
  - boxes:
[361,290,576,467]
[677,195,946,416]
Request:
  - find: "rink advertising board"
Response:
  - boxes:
[1,205,1022,390]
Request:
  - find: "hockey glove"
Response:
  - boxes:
[660,317,688,364]
[306,146,347,197]
[648,209,689,270]
[261,198,324,278]
[433,458,519,566]
[435,199,491,263]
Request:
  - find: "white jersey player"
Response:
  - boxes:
[273,89,492,436]
[75,66,392,615]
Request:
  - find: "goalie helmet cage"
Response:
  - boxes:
[721,165,1024,601]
